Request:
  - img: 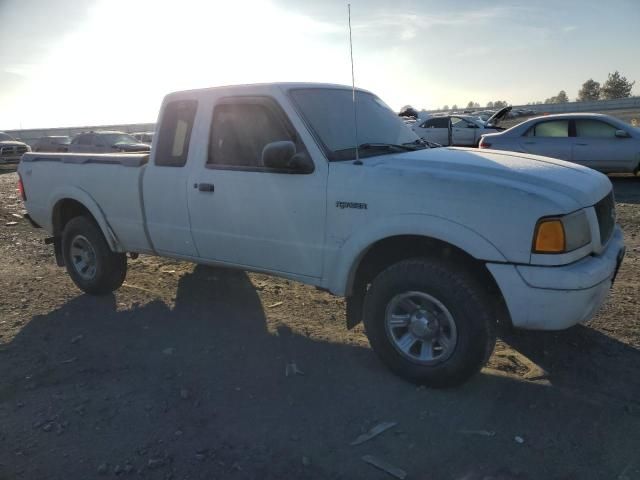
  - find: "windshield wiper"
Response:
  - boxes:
[359,143,417,151]
[403,139,440,149]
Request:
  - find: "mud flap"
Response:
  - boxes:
[346,291,365,330]
[45,236,65,266]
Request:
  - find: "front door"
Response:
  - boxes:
[572,119,637,173]
[450,117,477,146]
[413,117,450,145]
[187,96,327,278]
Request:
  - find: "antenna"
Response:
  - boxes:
[348,4,360,162]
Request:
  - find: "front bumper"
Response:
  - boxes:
[487,226,625,330]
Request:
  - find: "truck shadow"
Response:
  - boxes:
[1,265,639,479]
[499,325,640,405]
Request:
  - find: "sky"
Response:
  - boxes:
[0,0,639,130]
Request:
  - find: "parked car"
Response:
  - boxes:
[479,113,640,175]
[411,107,511,146]
[18,83,624,387]
[132,132,154,144]
[0,131,30,164]
[32,136,71,153]
[68,131,150,154]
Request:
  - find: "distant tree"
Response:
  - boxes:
[601,71,635,99]
[577,79,601,101]
[442,104,449,111]
[492,100,508,108]
[544,91,569,104]
[451,104,458,110]
[466,101,474,109]
[486,101,494,108]
[466,101,481,109]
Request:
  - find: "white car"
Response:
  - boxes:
[411,107,511,146]
[479,113,640,175]
[18,83,624,387]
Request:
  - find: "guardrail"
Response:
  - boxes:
[425,96,640,115]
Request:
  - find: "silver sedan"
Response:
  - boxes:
[479,113,640,174]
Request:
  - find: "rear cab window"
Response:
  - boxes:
[155,99,198,167]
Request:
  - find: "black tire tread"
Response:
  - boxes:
[61,216,127,295]
[363,257,496,387]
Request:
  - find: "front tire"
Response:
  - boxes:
[363,258,496,387]
[62,216,127,295]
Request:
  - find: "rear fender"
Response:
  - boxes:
[50,186,123,252]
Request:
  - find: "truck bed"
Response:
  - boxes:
[20,152,153,253]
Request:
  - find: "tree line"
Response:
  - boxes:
[438,70,635,110]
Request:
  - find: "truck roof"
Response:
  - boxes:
[165,82,372,101]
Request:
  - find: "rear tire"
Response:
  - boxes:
[362,258,496,387]
[61,216,127,295]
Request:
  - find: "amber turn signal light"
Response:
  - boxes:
[533,219,565,253]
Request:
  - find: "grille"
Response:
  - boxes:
[0,146,13,156]
[594,191,615,246]
[16,146,27,154]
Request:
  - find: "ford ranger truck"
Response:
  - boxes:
[17,83,625,387]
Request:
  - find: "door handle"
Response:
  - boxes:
[196,183,215,192]
[575,143,588,146]
[523,141,536,145]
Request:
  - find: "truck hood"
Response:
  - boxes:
[362,147,611,209]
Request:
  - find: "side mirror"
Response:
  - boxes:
[262,141,295,169]
[615,129,630,138]
[262,141,314,173]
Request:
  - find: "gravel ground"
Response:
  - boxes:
[0,166,639,480]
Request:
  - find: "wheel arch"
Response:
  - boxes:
[327,214,506,295]
[329,216,511,329]
[50,188,121,252]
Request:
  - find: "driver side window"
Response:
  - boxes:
[207,99,300,170]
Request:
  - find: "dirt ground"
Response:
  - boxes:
[1,166,639,480]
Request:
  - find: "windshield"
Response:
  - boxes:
[0,132,16,141]
[290,88,420,161]
[98,133,139,145]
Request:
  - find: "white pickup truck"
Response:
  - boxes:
[18,83,625,387]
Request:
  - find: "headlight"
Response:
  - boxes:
[533,210,591,254]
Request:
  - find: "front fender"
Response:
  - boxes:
[49,186,122,252]
[324,213,507,296]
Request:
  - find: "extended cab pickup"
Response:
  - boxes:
[18,83,625,387]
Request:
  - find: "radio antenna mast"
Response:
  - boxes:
[348,4,360,163]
